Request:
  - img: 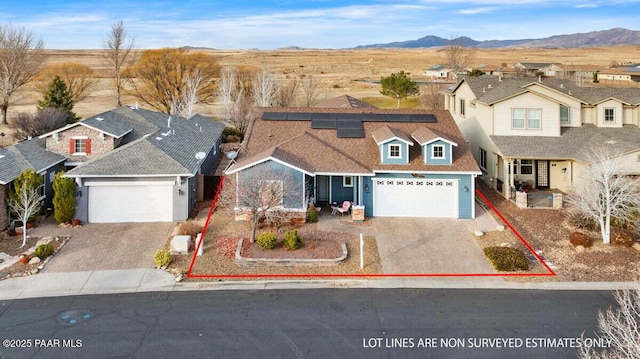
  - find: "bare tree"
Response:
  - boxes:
[103,20,135,107]
[274,76,300,107]
[566,146,640,244]
[299,75,321,107]
[579,283,640,358]
[218,66,239,122]
[235,166,299,243]
[33,62,95,103]
[8,171,43,247]
[419,84,445,110]
[252,68,277,107]
[171,68,203,119]
[443,37,476,73]
[0,24,45,125]
[229,88,254,135]
[9,108,67,141]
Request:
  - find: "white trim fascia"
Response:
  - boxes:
[471,175,476,219]
[372,169,483,175]
[84,181,176,186]
[315,171,374,176]
[375,136,414,146]
[63,173,193,178]
[412,135,459,147]
[33,159,66,175]
[38,122,129,140]
[225,156,313,176]
[80,123,131,139]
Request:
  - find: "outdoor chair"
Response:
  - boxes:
[336,201,351,215]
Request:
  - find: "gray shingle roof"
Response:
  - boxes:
[0,138,66,184]
[454,76,640,106]
[65,107,225,177]
[82,112,133,138]
[491,124,640,162]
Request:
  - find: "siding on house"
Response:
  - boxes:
[380,140,410,164]
[493,92,562,137]
[596,100,624,127]
[236,160,305,210]
[331,176,355,203]
[423,140,452,165]
[0,184,7,228]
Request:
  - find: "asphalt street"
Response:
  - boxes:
[0,288,617,359]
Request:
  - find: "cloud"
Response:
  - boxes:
[457,7,500,14]
[574,4,599,7]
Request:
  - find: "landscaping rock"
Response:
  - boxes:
[496,225,506,232]
[575,245,586,253]
[28,257,41,264]
[632,242,640,252]
[474,230,484,237]
[569,232,592,248]
[499,242,513,248]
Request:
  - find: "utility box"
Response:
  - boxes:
[171,235,190,255]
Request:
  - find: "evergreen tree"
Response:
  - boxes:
[52,171,76,224]
[38,75,80,123]
[380,71,419,109]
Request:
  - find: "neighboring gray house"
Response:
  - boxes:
[35,106,225,223]
[0,138,67,228]
[225,107,481,220]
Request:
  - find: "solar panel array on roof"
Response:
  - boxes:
[263,112,437,123]
[263,112,435,138]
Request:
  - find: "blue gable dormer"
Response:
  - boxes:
[412,127,458,165]
[372,126,413,165]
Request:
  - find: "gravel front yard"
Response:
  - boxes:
[477,181,640,282]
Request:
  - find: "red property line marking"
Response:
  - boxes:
[475,189,556,276]
[186,178,555,278]
[187,176,225,276]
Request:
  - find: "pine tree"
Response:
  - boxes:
[38,75,80,123]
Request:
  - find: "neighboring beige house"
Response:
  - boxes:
[442,76,640,199]
[424,65,455,79]
[598,65,640,84]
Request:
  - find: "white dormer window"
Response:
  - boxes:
[560,105,570,123]
[389,144,401,158]
[432,145,444,159]
[604,108,615,123]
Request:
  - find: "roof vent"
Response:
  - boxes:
[498,75,502,82]
[538,75,542,82]
[96,117,104,121]
[487,84,492,89]
[482,87,486,93]
[167,116,171,128]
[155,137,163,141]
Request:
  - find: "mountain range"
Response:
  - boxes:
[354,28,640,49]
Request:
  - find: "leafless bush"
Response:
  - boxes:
[579,283,640,358]
[177,220,203,239]
[10,108,67,141]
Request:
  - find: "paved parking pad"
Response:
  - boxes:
[31,222,175,273]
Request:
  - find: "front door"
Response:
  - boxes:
[316,175,329,202]
[536,160,550,189]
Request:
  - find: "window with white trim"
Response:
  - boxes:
[74,139,86,154]
[432,145,444,159]
[512,108,542,129]
[520,160,533,175]
[389,144,401,158]
[604,108,615,123]
[343,176,353,187]
[479,148,487,170]
[560,105,570,123]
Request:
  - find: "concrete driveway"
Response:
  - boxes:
[319,203,498,274]
[28,219,174,273]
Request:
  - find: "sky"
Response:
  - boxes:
[1,0,639,49]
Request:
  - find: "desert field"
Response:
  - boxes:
[2,46,640,145]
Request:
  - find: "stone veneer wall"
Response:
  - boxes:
[46,126,115,162]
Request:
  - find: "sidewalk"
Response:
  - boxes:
[0,268,636,300]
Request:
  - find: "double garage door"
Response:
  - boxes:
[88,183,174,223]
[373,178,459,218]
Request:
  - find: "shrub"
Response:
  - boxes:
[222,127,244,141]
[283,229,303,250]
[611,210,638,230]
[257,232,278,249]
[52,171,76,224]
[567,210,598,231]
[178,220,202,238]
[34,243,54,260]
[483,246,528,272]
[611,229,635,247]
[569,232,592,248]
[154,249,172,267]
[306,204,318,223]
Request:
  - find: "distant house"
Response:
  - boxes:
[442,76,640,199]
[225,107,480,220]
[511,62,557,76]
[424,65,455,79]
[0,106,227,226]
[598,64,640,83]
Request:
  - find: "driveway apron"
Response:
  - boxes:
[29,219,174,272]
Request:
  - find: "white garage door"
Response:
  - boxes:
[373,178,459,218]
[88,183,174,223]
